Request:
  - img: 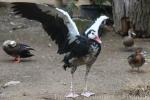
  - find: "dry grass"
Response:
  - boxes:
[122,78,150,97]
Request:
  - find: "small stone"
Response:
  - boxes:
[62,82,67,85]
[3,81,21,88]
[48,43,52,47]
[14,15,20,18]
[22,92,28,96]
[9,30,13,33]
[12,25,25,30]
[10,22,16,25]
[23,76,31,78]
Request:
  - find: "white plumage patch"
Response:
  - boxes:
[56,8,80,44]
[3,40,17,47]
[85,15,109,36]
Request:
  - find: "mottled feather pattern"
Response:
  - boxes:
[128,51,145,68]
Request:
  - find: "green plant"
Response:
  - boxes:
[94,0,112,5]
[74,19,92,33]
[66,0,78,15]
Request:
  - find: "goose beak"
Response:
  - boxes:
[94,36,102,44]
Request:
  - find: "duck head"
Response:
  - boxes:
[128,28,136,37]
[135,48,146,56]
[3,40,17,48]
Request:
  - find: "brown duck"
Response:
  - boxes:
[123,28,136,48]
[128,48,145,71]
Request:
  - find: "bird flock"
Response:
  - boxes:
[1,2,146,98]
[122,28,146,72]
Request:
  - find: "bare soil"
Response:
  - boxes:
[0,3,150,100]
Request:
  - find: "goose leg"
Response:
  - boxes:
[65,66,79,98]
[81,65,95,97]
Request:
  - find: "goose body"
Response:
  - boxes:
[12,2,111,97]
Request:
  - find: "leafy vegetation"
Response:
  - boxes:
[74,19,92,33]
[91,0,112,5]
[66,0,78,16]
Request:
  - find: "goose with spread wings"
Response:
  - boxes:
[12,2,110,98]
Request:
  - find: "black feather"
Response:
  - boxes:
[12,2,69,54]
[3,43,34,58]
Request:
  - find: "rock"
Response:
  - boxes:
[48,43,52,47]
[62,82,67,85]
[12,25,26,30]
[14,15,20,18]
[3,81,21,88]
[22,92,29,96]
[10,22,16,25]
[9,30,13,33]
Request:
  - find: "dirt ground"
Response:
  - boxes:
[0,3,150,100]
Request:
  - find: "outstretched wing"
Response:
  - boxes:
[84,15,109,37]
[12,2,80,54]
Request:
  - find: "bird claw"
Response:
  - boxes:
[14,60,20,63]
[14,56,21,63]
[63,63,72,70]
[65,92,79,98]
[81,91,95,97]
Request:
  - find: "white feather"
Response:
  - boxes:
[85,15,109,36]
[3,40,16,47]
[56,8,80,44]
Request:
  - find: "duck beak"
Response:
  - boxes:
[140,51,147,57]
[131,32,136,36]
[94,36,102,44]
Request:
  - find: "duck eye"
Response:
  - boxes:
[8,44,12,47]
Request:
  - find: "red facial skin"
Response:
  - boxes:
[94,36,102,44]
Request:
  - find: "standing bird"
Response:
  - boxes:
[12,2,111,98]
[128,48,145,72]
[2,40,34,63]
[123,28,136,49]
